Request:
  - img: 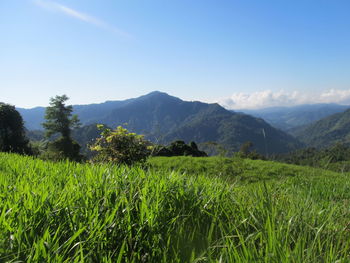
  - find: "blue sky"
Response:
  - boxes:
[2,0,350,109]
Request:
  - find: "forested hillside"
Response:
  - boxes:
[292,108,350,148]
[239,103,349,131]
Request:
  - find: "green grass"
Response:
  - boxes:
[148,156,343,184]
[1,153,350,262]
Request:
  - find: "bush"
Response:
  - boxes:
[153,140,207,157]
[90,125,150,165]
[42,137,83,162]
[237,141,265,160]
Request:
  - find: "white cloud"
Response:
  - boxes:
[33,0,131,39]
[218,89,350,109]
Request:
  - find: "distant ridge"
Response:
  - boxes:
[292,108,350,148]
[238,104,349,131]
[17,91,302,154]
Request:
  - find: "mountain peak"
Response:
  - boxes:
[146,90,168,96]
[136,91,182,103]
[142,91,170,98]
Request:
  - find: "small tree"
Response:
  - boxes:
[238,141,265,160]
[43,95,80,138]
[239,141,253,157]
[42,95,82,161]
[90,125,150,165]
[0,103,31,154]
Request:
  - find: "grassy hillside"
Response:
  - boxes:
[148,156,340,183]
[1,153,350,262]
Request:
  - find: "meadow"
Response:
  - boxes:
[1,153,350,262]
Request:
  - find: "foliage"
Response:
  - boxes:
[71,123,103,157]
[1,153,350,262]
[43,95,80,138]
[292,108,350,148]
[26,129,45,141]
[0,102,32,154]
[90,125,150,165]
[41,137,82,162]
[26,124,102,158]
[277,143,350,172]
[42,95,82,161]
[152,140,207,157]
[163,109,303,155]
[237,141,266,160]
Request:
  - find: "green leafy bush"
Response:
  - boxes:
[41,137,82,162]
[153,140,207,157]
[277,143,350,171]
[90,125,150,165]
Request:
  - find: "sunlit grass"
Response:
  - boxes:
[1,153,350,262]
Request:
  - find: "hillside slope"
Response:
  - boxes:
[164,105,300,154]
[239,104,349,131]
[292,108,350,148]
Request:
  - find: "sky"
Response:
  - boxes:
[2,0,350,109]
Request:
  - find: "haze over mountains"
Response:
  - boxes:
[238,104,349,131]
[240,104,350,150]
[17,91,302,154]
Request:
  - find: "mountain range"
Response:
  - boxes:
[17,91,302,154]
[291,108,350,148]
[238,104,349,131]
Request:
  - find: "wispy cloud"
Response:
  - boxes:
[33,0,131,39]
[218,89,350,109]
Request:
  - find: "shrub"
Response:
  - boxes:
[41,137,83,162]
[90,125,150,165]
[153,140,207,157]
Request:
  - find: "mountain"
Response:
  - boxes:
[163,105,301,154]
[18,91,302,154]
[292,108,350,148]
[17,107,46,131]
[238,104,349,131]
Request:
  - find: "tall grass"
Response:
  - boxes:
[0,153,350,262]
